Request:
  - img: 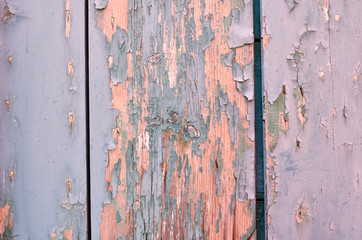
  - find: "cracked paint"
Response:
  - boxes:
[91,0,255,238]
[265,90,288,153]
[263,0,362,238]
[294,86,307,127]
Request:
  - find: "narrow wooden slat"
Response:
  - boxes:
[89,0,256,239]
[0,0,87,238]
[263,0,362,238]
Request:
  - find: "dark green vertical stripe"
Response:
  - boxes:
[85,0,92,238]
[253,0,266,239]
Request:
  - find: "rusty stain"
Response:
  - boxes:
[107,55,113,69]
[314,44,320,52]
[7,56,12,63]
[321,0,330,21]
[68,60,74,78]
[296,205,308,223]
[115,126,120,135]
[5,99,10,111]
[65,0,71,38]
[319,70,325,80]
[294,86,307,126]
[353,74,358,81]
[68,112,75,130]
[111,16,115,28]
[296,140,301,150]
[8,170,14,182]
[3,5,15,21]
[66,177,72,193]
[50,232,58,240]
[332,107,337,116]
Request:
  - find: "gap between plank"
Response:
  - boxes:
[253,0,267,239]
[84,0,92,238]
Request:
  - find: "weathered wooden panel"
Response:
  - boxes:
[0,0,87,238]
[90,0,256,239]
[263,0,362,238]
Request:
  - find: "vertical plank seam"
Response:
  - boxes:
[85,0,92,238]
[253,0,266,238]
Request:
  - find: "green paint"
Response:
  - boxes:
[184,155,192,187]
[237,122,247,158]
[216,137,224,171]
[223,14,233,34]
[114,158,122,186]
[177,156,183,177]
[232,0,245,11]
[195,193,204,239]
[116,210,122,223]
[126,139,140,212]
[163,139,177,219]
[117,114,128,155]
[209,157,214,172]
[265,92,288,152]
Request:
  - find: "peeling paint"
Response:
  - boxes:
[227,6,253,49]
[5,99,9,111]
[61,225,74,240]
[293,86,307,127]
[68,111,75,130]
[8,170,13,183]
[68,60,74,78]
[94,0,109,10]
[263,0,362,238]
[0,200,13,239]
[91,0,256,238]
[65,0,71,38]
[2,5,15,21]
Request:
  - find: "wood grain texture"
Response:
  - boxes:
[263,0,362,238]
[90,0,256,239]
[0,0,87,238]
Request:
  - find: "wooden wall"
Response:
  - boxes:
[1,0,362,239]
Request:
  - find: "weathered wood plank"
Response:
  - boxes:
[0,0,87,238]
[263,0,362,238]
[89,0,256,239]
